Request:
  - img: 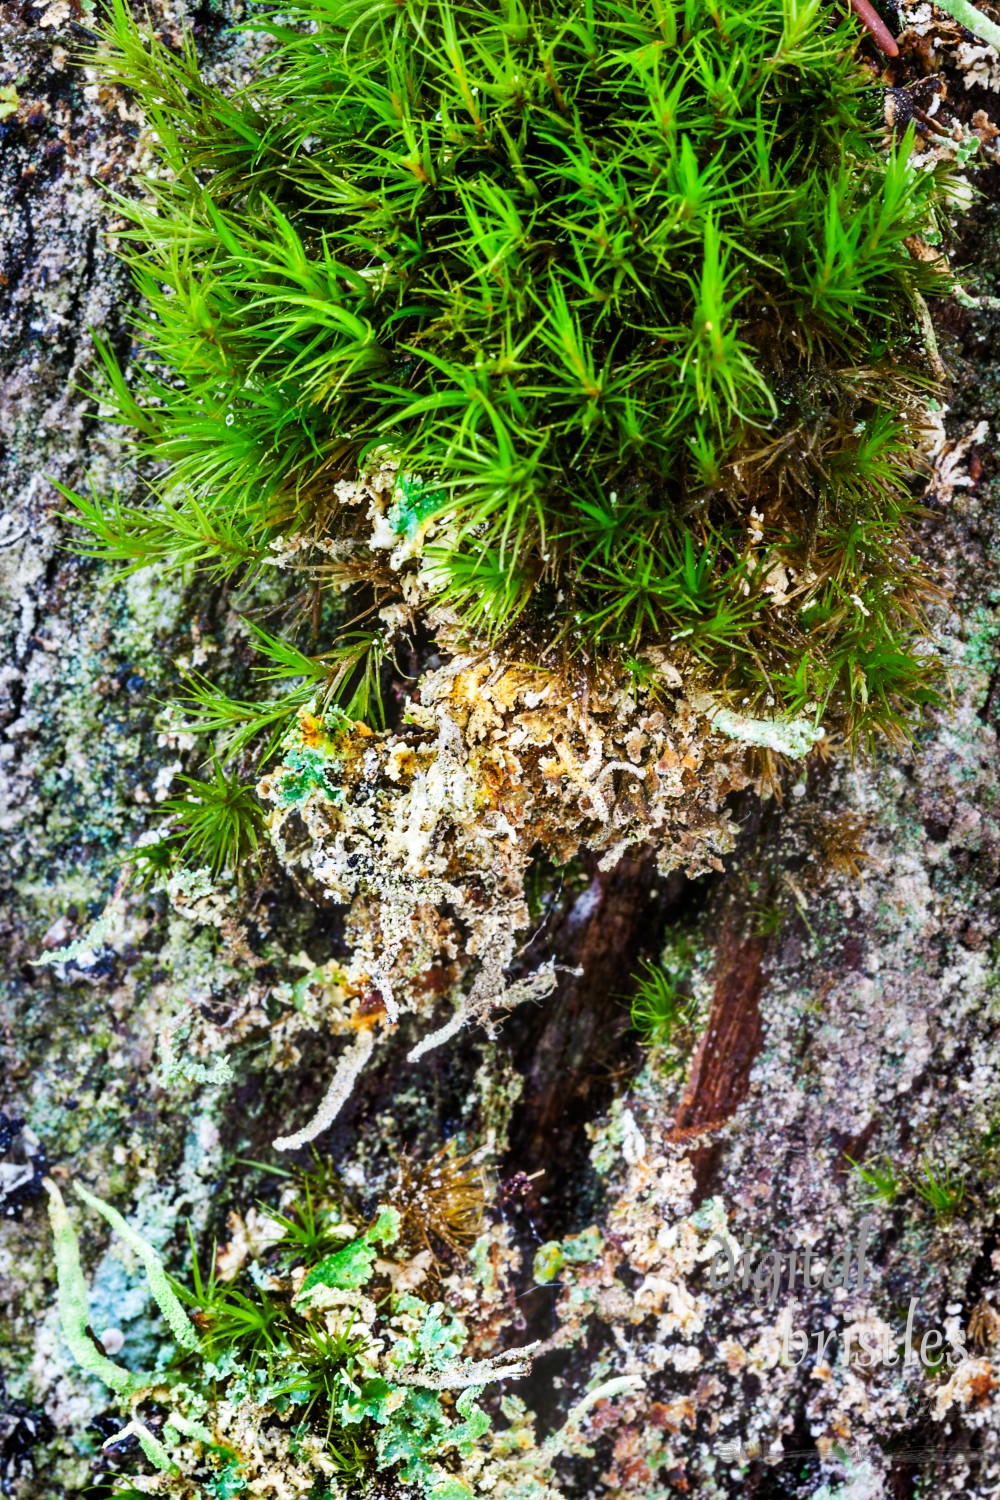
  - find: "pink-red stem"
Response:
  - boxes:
[849,0,900,55]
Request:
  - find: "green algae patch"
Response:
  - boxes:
[276,747,343,808]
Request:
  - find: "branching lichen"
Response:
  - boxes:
[394,1341,539,1389]
[272,1027,377,1151]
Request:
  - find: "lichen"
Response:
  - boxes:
[7,0,1000,1495]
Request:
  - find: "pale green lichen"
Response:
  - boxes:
[43,1178,147,1398]
[102,1414,178,1474]
[706,705,826,759]
[393,1342,539,1390]
[33,894,126,970]
[158,1015,234,1089]
[72,1181,200,1353]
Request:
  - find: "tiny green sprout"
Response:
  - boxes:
[126,832,176,885]
[847,1153,901,1207]
[258,1173,349,1265]
[276,1318,371,1430]
[326,1429,371,1484]
[629,961,694,1049]
[161,761,263,878]
[911,1157,966,1221]
[201,1285,286,1373]
[752,901,785,938]
[170,1227,284,1373]
[621,654,665,698]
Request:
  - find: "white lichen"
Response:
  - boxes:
[272,1026,377,1151]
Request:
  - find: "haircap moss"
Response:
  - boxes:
[59,0,959,870]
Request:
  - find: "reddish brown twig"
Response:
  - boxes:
[671,930,768,1139]
[913,104,951,137]
[848,0,900,55]
[664,1118,729,1146]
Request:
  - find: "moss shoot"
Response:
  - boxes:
[60,0,960,873]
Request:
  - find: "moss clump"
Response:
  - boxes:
[63,0,956,832]
[47,1165,552,1498]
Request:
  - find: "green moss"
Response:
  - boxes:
[629,958,694,1050]
[156,762,263,878]
[60,0,957,820]
[46,1164,529,1497]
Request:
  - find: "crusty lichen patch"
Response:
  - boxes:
[257,634,756,1111]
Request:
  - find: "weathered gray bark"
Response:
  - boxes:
[3,2,1000,1497]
